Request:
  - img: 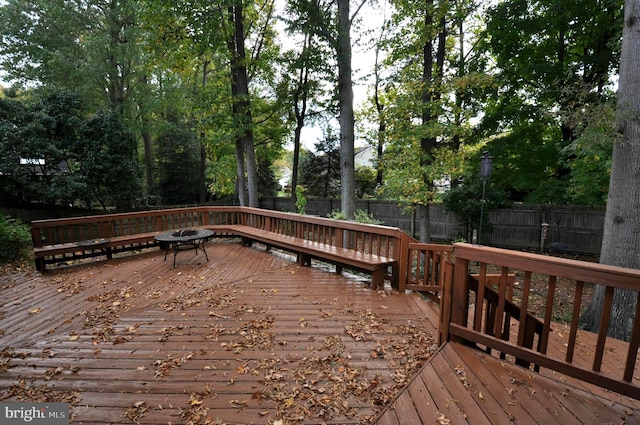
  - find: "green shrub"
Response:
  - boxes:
[328,209,382,225]
[295,186,307,214]
[353,209,383,225]
[0,215,32,265]
[327,209,347,220]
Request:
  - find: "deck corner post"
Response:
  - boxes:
[438,260,454,344]
[396,231,409,292]
[450,253,470,344]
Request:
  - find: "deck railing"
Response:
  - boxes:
[404,243,453,302]
[442,242,640,400]
[29,209,640,399]
[30,206,412,286]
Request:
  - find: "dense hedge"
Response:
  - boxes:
[0,214,32,265]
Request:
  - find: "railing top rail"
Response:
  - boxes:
[408,242,454,251]
[30,206,222,227]
[453,242,640,291]
[30,206,405,238]
[236,207,404,235]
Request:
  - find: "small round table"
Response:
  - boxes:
[154,229,214,268]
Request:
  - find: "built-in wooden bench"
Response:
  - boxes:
[228,225,397,289]
[32,226,237,272]
[32,232,161,272]
[30,207,404,289]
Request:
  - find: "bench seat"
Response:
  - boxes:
[227,225,397,289]
[32,224,398,289]
[33,232,162,272]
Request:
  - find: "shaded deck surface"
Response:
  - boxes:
[1,238,639,424]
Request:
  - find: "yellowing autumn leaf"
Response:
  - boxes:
[29,308,42,314]
[69,335,79,341]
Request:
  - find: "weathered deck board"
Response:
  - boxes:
[2,239,640,424]
[375,341,640,425]
[1,240,438,424]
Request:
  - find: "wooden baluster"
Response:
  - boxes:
[474,263,487,333]
[566,281,585,363]
[593,285,615,372]
[624,291,640,382]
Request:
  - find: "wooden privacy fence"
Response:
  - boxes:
[262,198,606,255]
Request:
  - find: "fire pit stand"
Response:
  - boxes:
[154,228,214,268]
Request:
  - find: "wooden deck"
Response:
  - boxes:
[1,239,640,424]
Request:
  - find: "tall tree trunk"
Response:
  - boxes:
[199,61,210,204]
[235,139,248,206]
[199,141,207,203]
[139,75,155,197]
[373,25,385,187]
[419,6,446,242]
[228,1,258,207]
[291,35,312,208]
[580,0,640,341]
[337,0,355,219]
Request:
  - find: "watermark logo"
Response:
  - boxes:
[1,403,68,424]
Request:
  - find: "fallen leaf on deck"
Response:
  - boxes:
[436,412,451,424]
[124,400,149,424]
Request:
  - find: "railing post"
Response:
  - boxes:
[439,260,455,344]
[450,252,470,343]
[202,209,210,226]
[396,231,409,292]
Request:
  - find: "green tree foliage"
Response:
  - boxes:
[0,215,31,265]
[155,118,201,205]
[299,131,341,198]
[0,0,146,115]
[0,89,83,206]
[275,24,334,206]
[0,0,625,212]
[76,111,142,210]
[481,0,622,204]
[141,0,285,207]
[0,89,141,209]
[364,0,494,241]
[286,0,362,217]
[354,166,377,198]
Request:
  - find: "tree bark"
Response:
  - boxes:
[337,0,355,219]
[373,26,385,187]
[227,1,258,207]
[418,4,446,242]
[580,0,640,340]
[139,75,155,198]
[291,35,311,208]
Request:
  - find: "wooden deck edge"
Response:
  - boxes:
[371,342,449,424]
